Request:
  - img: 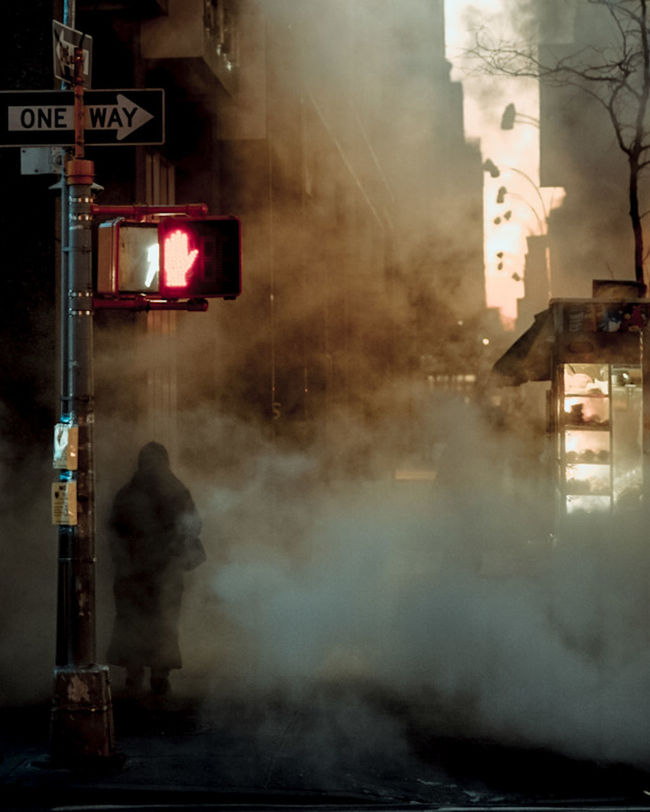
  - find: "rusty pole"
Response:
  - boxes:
[50,43,116,765]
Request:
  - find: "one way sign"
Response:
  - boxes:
[0,89,165,147]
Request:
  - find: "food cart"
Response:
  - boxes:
[493,281,649,526]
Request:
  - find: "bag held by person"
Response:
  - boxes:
[183,536,207,570]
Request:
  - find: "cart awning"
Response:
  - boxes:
[492,308,553,385]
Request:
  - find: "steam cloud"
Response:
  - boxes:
[171,396,650,768]
[5,392,650,768]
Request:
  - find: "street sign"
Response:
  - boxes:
[52,20,93,88]
[0,89,165,147]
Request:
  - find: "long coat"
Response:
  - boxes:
[106,443,202,671]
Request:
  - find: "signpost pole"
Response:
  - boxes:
[50,44,116,766]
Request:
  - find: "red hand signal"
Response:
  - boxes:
[163,229,199,286]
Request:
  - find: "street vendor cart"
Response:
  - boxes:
[493,281,648,523]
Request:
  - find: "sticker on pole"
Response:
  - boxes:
[53,424,78,470]
[52,481,78,526]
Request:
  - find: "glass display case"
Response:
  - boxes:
[493,292,649,530]
[558,363,642,515]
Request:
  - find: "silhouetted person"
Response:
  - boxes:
[106,442,205,696]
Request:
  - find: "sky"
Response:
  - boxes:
[445,0,564,322]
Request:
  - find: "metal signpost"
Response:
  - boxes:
[5,13,237,764]
[0,15,165,764]
[48,38,118,766]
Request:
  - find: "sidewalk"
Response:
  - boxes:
[0,690,465,810]
[3,687,650,810]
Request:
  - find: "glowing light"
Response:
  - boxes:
[565,430,609,460]
[445,0,559,322]
[163,229,199,287]
[145,243,159,288]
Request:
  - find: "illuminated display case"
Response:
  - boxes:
[558,362,642,515]
[493,283,649,529]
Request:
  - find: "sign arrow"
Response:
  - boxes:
[0,89,165,147]
[86,94,154,140]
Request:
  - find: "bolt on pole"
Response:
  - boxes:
[50,43,116,766]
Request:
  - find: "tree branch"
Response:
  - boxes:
[470,0,650,286]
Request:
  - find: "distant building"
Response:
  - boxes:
[516,234,550,334]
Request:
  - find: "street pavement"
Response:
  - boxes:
[2,681,650,811]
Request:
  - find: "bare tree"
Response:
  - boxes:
[471,0,650,287]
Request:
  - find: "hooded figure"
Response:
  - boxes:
[106,442,204,695]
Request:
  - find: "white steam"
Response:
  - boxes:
[170,396,650,768]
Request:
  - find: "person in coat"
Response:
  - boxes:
[106,441,205,696]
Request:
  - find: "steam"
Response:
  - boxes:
[0,446,56,705]
[5,390,650,769]
[182,401,650,767]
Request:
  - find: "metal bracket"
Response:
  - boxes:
[91,203,209,220]
[93,295,209,312]
[69,290,93,316]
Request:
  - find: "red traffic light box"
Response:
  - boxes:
[96,216,241,300]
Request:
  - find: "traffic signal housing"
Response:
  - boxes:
[96,215,241,300]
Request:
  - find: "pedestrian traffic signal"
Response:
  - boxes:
[158,217,241,299]
[96,216,241,300]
